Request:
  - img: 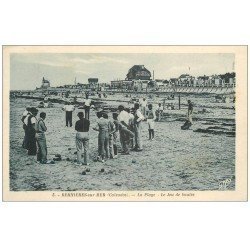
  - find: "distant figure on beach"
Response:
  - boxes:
[118,105,131,155]
[24,107,38,155]
[73,96,77,104]
[157,103,163,121]
[44,95,49,101]
[93,112,109,163]
[187,100,193,124]
[181,100,193,130]
[84,95,92,120]
[62,102,75,127]
[21,107,31,149]
[146,104,156,140]
[133,103,144,151]
[75,112,90,165]
[35,112,48,164]
[140,98,147,117]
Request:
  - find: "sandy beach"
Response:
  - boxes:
[9,96,235,191]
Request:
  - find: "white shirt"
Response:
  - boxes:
[158,106,163,111]
[129,113,134,119]
[141,100,147,107]
[22,110,29,116]
[63,104,75,112]
[118,110,130,125]
[135,109,144,122]
[24,115,37,125]
[84,99,91,106]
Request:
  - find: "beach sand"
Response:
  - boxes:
[9,97,235,191]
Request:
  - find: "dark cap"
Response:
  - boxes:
[30,107,38,115]
[118,105,124,111]
[77,112,84,118]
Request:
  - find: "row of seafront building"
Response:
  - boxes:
[110,66,236,91]
[110,74,236,91]
[15,65,236,96]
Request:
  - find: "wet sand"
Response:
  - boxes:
[9,97,235,191]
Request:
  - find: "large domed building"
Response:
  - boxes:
[126,65,151,80]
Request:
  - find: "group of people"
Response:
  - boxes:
[72,101,157,165]
[21,97,194,166]
[22,107,48,164]
[20,99,160,166]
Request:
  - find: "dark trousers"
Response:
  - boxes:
[66,111,73,127]
[27,129,37,155]
[85,106,90,120]
[113,132,118,156]
[120,130,130,153]
[22,125,28,149]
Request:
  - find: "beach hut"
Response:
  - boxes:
[169,78,178,87]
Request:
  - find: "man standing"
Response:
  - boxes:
[35,112,48,164]
[125,108,135,149]
[157,103,163,121]
[140,97,147,117]
[133,103,144,151]
[187,100,193,124]
[93,112,109,162]
[84,95,92,120]
[75,112,90,165]
[62,102,75,127]
[21,107,31,149]
[117,105,131,155]
[112,113,120,159]
[103,113,115,159]
[24,107,38,155]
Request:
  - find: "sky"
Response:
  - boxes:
[10,53,235,90]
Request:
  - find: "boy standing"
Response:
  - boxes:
[146,104,156,140]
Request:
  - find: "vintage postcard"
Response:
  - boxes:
[2,45,247,201]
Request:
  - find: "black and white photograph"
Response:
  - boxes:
[2,45,247,201]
